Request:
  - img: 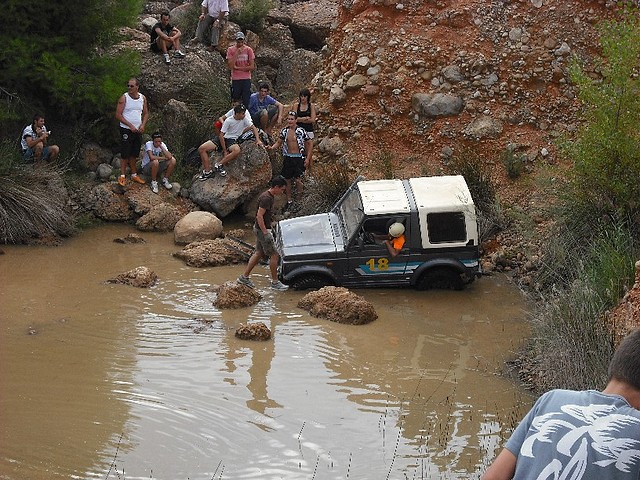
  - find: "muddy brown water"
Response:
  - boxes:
[0,224,533,480]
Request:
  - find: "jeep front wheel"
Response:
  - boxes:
[417,267,464,291]
[290,273,334,291]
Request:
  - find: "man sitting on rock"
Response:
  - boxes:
[150,11,185,64]
[198,104,263,180]
[20,113,60,164]
[141,132,176,194]
[248,82,284,138]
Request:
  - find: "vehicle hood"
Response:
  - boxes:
[277,213,344,257]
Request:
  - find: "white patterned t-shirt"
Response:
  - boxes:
[506,389,640,479]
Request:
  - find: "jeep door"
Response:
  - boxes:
[343,215,413,287]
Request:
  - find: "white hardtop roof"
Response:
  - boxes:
[409,175,474,211]
[357,175,474,216]
[357,179,410,215]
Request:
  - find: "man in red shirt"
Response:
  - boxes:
[226,31,255,109]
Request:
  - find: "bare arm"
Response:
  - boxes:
[115,94,137,131]
[384,239,401,257]
[140,95,149,133]
[255,206,268,234]
[481,449,516,480]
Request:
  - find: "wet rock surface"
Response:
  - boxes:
[297,286,378,325]
[213,281,262,309]
[235,322,272,341]
[106,266,158,288]
[173,238,253,267]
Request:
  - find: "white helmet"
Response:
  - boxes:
[388,222,405,237]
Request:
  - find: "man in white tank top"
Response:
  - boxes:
[115,78,149,186]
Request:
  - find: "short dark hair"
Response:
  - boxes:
[161,11,170,18]
[233,105,246,114]
[608,328,640,390]
[152,132,162,139]
[258,82,270,91]
[32,113,44,124]
[270,175,286,187]
[299,88,311,101]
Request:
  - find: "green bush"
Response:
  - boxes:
[446,147,507,242]
[372,150,394,179]
[229,0,272,33]
[501,148,526,179]
[298,160,355,215]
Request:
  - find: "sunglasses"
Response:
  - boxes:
[288,111,297,117]
[127,84,137,88]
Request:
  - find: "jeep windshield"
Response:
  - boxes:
[332,183,364,244]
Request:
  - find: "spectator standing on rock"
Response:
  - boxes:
[482,327,640,480]
[237,175,289,291]
[141,132,176,194]
[115,78,148,187]
[290,88,316,175]
[226,31,255,109]
[248,82,284,138]
[267,111,309,211]
[150,11,185,64]
[195,0,229,51]
[198,104,263,180]
[20,114,59,164]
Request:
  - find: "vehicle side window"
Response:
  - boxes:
[426,212,466,243]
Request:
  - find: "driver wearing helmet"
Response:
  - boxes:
[384,222,405,257]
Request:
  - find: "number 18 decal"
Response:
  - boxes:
[365,258,389,271]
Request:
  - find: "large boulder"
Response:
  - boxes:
[213,282,262,309]
[189,142,272,217]
[174,211,223,245]
[284,0,337,49]
[276,49,323,99]
[136,203,184,232]
[81,143,114,171]
[464,115,504,139]
[297,286,378,325]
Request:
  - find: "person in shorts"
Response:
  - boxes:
[197,104,262,180]
[141,132,176,194]
[150,11,185,64]
[20,114,59,164]
[267,111,309,210]
[237,176,289,291]
[226,32,254,109]
[115,78,148,186]
[248,82,284,137]
[290,88,316,174]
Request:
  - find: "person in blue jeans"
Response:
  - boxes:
[20,114,59,164]
[482,328,640,480]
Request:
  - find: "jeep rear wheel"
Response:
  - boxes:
[417,267,464,291]
[290,273,334,291]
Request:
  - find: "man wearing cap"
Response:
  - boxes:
[226,31,255,109]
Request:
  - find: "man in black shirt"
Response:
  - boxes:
[150,11,185,64]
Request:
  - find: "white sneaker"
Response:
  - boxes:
[271,280,289,291]
[163,53,171,64]
[162,177,173,189]
[151,180,159,194]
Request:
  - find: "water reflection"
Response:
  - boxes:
[0,224,533,479]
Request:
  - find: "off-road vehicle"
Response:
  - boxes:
[275,175,482,290]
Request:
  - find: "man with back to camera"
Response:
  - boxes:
[482,327,640,480]
[226,31,255,110]
[237,175,289,291]
[248,82,284,137]
[20,114,59,164]
[115,78,148,186]
[150,11,185,64]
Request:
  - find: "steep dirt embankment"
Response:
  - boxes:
[314,0,614,189]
